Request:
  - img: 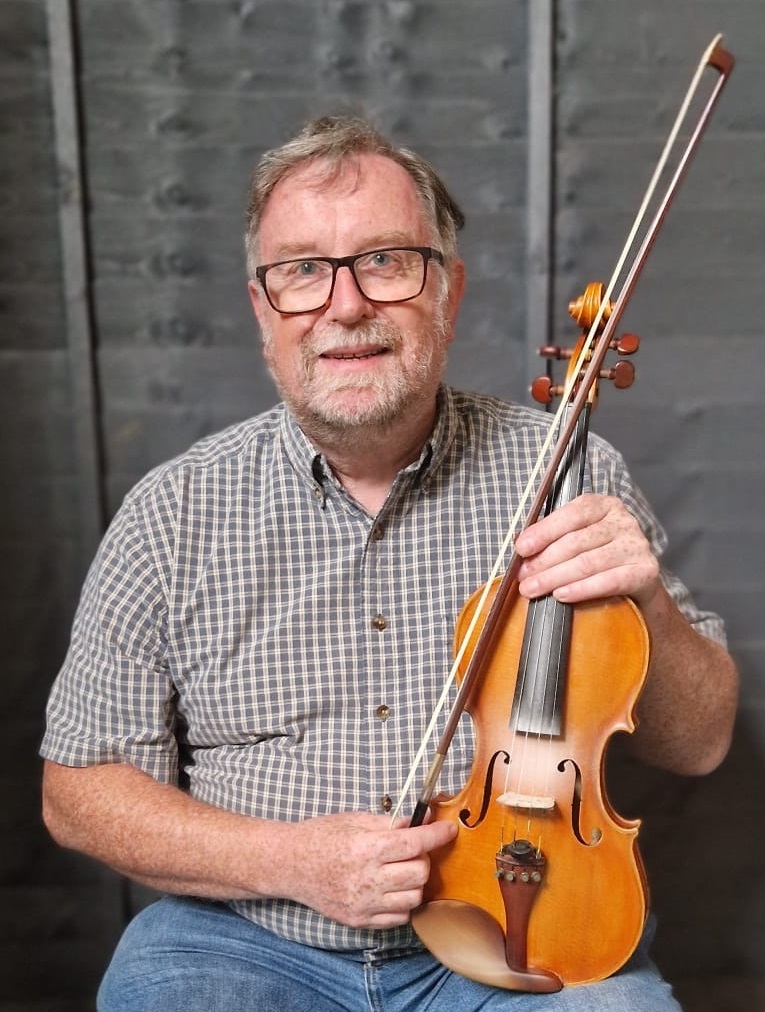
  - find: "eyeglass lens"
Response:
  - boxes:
[264,248,428,313]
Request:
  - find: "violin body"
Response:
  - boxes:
[412,581,650,990]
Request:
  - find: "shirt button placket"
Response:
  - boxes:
[365,513,394,817]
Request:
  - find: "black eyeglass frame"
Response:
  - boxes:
[254,246,445,315]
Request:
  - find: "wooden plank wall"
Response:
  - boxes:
[552,6,765,1008]
[1,1,762,1008]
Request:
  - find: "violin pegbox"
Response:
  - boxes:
[531,281,640,406]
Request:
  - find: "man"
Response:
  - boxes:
[41,116,737,1011]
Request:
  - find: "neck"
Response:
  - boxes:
[307,400,437,515]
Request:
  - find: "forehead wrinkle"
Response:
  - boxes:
[258,153,434,263]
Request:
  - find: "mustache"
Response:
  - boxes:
[305,319,402,357]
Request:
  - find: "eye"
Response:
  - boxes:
[272,259,329,285]
[360,250,408,275]
[296,260,320,277]
[370,251,393,268]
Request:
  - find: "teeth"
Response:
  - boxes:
[327,350,379,359]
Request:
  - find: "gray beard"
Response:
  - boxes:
[263,315,449,452]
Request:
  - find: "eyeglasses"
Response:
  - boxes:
[254,246,444,315]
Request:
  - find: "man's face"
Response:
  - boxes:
[248,153,464,439]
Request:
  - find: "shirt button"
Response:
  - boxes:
[380,795,393,813]
[372,613,387,631]
[375,704,391,722]
[371,523,385,541]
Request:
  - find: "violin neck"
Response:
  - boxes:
[510,404,591,736]
[545,403,591,516]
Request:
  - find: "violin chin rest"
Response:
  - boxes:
[411,899,562,993]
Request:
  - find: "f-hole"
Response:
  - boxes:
[558,757,603,847]
[459,750,511,828]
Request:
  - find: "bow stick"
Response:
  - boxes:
[396,34,734,827]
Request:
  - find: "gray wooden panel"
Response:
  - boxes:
[556,2,765,1002]
[73,0,529,503]
[2,1,763,1009]
[0,1,122,1007]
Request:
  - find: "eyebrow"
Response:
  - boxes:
[269,232,419,261]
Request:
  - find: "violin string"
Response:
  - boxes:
[500,595,538,840]
[504,596,544,845]
[505,592,565,849]
[541,596,567,848]
[536,414,586,846]
[392,37,724,826]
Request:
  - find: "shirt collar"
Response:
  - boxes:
[277,384,460,497]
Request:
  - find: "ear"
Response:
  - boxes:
[247,279,268,331]
[444,259,466,341]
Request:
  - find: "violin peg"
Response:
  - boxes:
[611,333,640,356]
[531,376,556,404]
[599,360,635,389]
[537,345,573,361]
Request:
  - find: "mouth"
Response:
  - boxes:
[320,346,389,361]
[316,342,392,365]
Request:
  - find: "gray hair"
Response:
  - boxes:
[244,115,465,278]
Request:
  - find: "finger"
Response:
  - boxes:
[521,555,658,603]
[519,511,652,589]
[366,904,420,929]
[516,494,625,558]
[515,500,599,555]
[381,853,431,892]
[385,819,457,861]
[518,529,609,581]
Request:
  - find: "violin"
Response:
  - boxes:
[412,289,649,992]
[401,38,735,992]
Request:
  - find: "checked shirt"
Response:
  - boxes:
[41,386,725,954]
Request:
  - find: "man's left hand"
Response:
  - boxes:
[514,493,661,607]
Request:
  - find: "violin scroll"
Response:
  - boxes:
[568,281,611,331]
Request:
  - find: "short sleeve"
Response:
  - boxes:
[40,491,180,784]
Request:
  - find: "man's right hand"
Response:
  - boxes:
[285,811,458,929]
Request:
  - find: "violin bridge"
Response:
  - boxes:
[497,791,556,814]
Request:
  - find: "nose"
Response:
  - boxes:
[324,265,374,323]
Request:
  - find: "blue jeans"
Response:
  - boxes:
[97,896,682,1011]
